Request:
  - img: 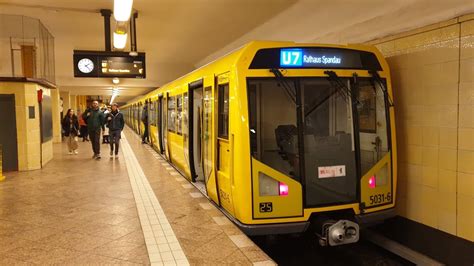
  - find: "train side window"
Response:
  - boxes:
[218,84,229,139]
[168,96,176,132]
[177,95,183,135]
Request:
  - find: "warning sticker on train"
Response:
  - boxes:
[318,165,346,178]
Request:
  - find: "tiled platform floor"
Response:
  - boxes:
[125,128,274,265]
[0,127,274,265]
[0,138,149,264]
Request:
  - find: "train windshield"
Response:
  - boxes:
[248,76,390,207]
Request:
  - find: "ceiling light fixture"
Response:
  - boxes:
[110,87,120,104]
[113,30,127,49]
[112,77,120,84]
[113,0,133,22]
[113,21,128,49]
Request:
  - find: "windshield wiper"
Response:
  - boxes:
[304,71,356,118]
[368,70,394,107]
[270,68,296,104]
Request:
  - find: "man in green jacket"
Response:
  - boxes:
[82,100,105,159]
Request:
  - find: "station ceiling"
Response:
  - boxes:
[1,0,473,103]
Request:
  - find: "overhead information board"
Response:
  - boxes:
[73,50,146,78]
[249,47,382,70]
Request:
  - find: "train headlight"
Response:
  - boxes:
[369,176,376,188]
[368,165,388,189]
[259,172,288,196]
[279,182,289,196]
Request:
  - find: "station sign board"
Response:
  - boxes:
[249,47,382,70]
[73,50,146,79]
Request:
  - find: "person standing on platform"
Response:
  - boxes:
[106,103,125,158]
[82,101,105,159]
[62,109,79,155]
[141,101,149,144]
[78,113,89,142]
[102,106,110,144]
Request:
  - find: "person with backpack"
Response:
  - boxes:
[106,103,125,158]
[82,101,105,159]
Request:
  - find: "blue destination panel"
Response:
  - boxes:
[280,49,303,67]
[281,48,344,68]
[250,47,382,70]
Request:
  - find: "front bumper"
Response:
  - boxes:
[355,207,396,226]
[236,220,310,236]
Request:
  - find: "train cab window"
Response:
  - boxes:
[248,79,299,178]
[177,95,183,135]
[356,80,389,175]
[357,87,376,133]
[218,84,229,139]
[168,96,176,132]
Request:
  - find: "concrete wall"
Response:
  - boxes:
[0,81,59,170]
[368,14,474,242]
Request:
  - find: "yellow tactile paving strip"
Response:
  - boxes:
[124,128,275,265]
[0,140,149,264]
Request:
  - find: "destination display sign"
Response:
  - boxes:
[73,50,146,78]
[249,47,382,70]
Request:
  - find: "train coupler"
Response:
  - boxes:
[316,220,360,246]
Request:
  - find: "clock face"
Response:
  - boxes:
[78,58,94,73]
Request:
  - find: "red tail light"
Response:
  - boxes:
[279,182,289,196]
[369,176,376,188]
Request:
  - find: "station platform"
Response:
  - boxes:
[0,127,274,265]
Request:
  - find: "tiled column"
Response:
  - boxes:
[51,88,62,143]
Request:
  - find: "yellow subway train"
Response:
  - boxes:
[122,41,397,246]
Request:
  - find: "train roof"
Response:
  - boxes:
[122,41,386,108]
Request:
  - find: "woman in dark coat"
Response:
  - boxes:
[62,109,80,155]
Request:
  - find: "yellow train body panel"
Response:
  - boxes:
[122,41,397,236]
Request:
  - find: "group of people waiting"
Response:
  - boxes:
[61,100,125,160]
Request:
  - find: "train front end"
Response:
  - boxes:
[236,42,397,246]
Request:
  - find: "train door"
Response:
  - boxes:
[0,94,18,171]
[189,80,206,193]
[158,95,165,154]
[163,94,170,160]
[216,74,234,214]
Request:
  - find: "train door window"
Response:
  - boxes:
[183,93,189,165]
[356,79,389,175]
[177,95,183,135]
[301,78,357,205]
[203,87,213,181]
[247,79,298,178]
[218,84,229,139]
[168,96,176,132]
[154,100,158,126]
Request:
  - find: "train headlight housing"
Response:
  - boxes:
[259,172,288,196]
[368,165,388,189]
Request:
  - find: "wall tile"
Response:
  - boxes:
[420,186,438,228]
[459,105,474,128]
[458,150,474,174]
[422,166,438,188]
[438,148,458,171]
[439,127,458,148]
[438,169,457,194]
[459,128,474,150]
[422,126,439,147]
[422,147,439,167]
[458,172,474,197]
